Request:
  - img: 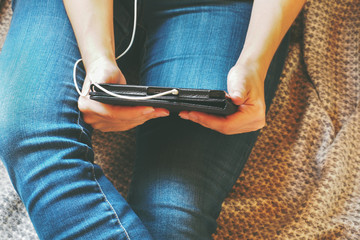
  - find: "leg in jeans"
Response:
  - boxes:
[0,0,151,239]
[128,1,289,239]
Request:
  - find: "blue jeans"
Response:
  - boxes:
[0,0,289,239]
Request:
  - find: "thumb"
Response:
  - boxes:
[118,72,127,85]
[81,76,92,96]
[227,68,247,106]
[230,92,246,106]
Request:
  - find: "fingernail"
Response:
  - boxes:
[189,112,198,121]
[232,91,242,98]
[179,113,189,120]
[156,111,169,117]
[143,108,155,114]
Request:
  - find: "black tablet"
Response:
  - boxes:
[89,83,237,116]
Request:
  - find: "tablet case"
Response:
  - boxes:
[89,84,238,116]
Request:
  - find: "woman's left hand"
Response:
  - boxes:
[179,62,267,135]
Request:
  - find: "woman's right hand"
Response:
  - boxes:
[78,57,169,132]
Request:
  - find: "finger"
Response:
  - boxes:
[227,82,247,106]
[90,109,169,132]
[180,111,230,133]
[90,106,169,123]
[80,97,170,126]
[180,102,266,134]
[118,73,127,85]
[193,110,266,134]
[92,121,140,132]
[81,78,92,96]
[227,68,246,98]
[79,96,159,120]
[142,108,170,121]
[230,95,246,106]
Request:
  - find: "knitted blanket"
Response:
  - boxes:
[214,0,360,238]
[1,0,359,239]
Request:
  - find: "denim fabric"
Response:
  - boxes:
[128,1,289,240]
[0,0,289,239]
[0,1,151,239]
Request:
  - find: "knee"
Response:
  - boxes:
[137,204,216,240]
[129,181,218,240]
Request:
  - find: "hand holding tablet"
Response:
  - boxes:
[89,83,238,116]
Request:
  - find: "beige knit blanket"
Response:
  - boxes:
[1,0,359,239]
[213,0,360,238]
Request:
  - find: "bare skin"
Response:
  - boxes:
[63,0,306,134]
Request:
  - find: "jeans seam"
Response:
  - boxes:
[75,114,130,239]
[76,110,93,160]
[76,113,87,149]
[90,163,131,240]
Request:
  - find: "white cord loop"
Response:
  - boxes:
[92,83,179,100]
[72,0,178,101]
[73,58,86,96]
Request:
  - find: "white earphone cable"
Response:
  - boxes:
[72,0,179,99]
[92,82,179,100]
